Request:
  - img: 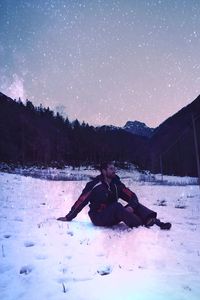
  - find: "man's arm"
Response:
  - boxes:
[115,176,139,209]
[65,182,93,220]
[59,179,100,221]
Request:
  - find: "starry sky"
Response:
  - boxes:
[0,1,200,128]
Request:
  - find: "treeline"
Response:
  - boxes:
[0,93,148,169]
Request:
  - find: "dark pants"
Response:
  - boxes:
[88,202,157,228]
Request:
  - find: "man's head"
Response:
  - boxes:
[99,161,116,179]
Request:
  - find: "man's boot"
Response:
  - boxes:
[154,218,172,230]
[146,217,171,230]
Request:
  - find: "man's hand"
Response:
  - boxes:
[57,216,69,222]
[57,211,74,222]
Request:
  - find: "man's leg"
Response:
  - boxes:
[133,203,171,229]
[124,202,171,230]
[130,203,157,225]
[89,202,143,228]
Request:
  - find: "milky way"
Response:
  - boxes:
[0,1,200,127]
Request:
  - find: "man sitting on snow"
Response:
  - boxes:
[57,161,171,230]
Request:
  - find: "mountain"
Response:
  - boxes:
[123,121,154,138]
[148,95,200,176]
[1,90,199,177]
[0,92,149,169]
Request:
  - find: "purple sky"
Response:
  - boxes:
[0,1,200,128]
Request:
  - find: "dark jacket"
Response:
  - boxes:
[65,174,139,221]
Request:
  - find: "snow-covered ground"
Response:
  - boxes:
[0,168,200,300]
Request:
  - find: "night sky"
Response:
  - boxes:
[0,1,200,128]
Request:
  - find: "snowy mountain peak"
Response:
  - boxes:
[123,121,154,138]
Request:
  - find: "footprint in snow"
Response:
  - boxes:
[19,265,33,275]
[97,265,113,276]
[175,205,187,209]
[183,285,192,291]
[67,231,74,236]
[138,265,146,269]
[4,234,11,239]
[24,241,35,247]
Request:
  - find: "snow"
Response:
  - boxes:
[0,163,198,185]
[0,168,200,300]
